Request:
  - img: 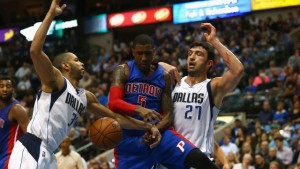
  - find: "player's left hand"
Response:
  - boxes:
[49,0,67,17]
[201,23,217,43]
[141,126,161,148]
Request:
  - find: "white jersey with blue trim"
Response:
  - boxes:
[27,78,87,152]
[172,77,219,156]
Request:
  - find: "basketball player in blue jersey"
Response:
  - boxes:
[8,0,160,168]
[0,76,29,169]
[108,33,219,169]
[159,23,244,169]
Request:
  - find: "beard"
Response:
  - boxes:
[0,92,13,103]
[187,69,201,77]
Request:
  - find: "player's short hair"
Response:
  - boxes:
[0,76,15,87]
[132,34,154,48]
[190,41,215,61]
[53,53,70,71]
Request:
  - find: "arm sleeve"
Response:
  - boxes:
[108,86,137,115]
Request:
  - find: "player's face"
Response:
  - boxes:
[187,46,212,76]
[132,44,155,74]
[0,80,13,102]
[68,53,85,80]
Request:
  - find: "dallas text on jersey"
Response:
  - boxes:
[172,92,204,103]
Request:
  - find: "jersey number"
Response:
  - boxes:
[68,112,78,127]
[137,95,147,107]
[185,105,202,120]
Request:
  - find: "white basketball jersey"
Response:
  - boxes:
[172,77,219,156]
[27,78,87,152]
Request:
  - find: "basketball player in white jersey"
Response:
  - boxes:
[8,0,161,168]
[158,23,244,169]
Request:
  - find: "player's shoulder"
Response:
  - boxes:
[114,63,129,72]
[10,103,26,113]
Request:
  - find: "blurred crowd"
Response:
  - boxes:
[1,7,300,169]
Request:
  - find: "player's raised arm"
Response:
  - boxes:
[201,23,244,106]
[108,64,161,124]
[30,0,66,92]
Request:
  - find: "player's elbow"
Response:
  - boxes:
[30,46,41,58]
[235,64,244,78]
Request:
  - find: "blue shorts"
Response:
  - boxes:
[114,129,197,169]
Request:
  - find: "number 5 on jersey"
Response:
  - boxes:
[138,95,147,107]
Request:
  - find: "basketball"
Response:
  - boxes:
[89,117,123,149]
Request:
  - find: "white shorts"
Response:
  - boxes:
[8,133,57,169]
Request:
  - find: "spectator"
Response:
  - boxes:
[219,127,236,146]
[269,161,281,169]
[232,153,255,169]
[97,87,108,106]
[269,130,289,148]
[274,137,293,167]
[231,118,247,138]
[98,154,114,169]
[14,62,31,81]
[259,100,275,128]
[88,159,101,169]
[227,151,240,168]
[235,128,247,150]
[79,72,92,89]
[238,142,254,162]
[221,135,239,156]
[253,69,270,87]
[256,140,270,158]
[254,152,269,169]
[268,147,284,169]
[273,100,289,125]
[55,136,84,169]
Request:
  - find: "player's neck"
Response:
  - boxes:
[186,76,206,86]
[0,99,13,108]
[66,76,80,88]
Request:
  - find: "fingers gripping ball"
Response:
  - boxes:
[89,117,123,149]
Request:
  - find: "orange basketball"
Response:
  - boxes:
[89,117,123,149]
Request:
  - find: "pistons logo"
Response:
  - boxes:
[0,118,5,128]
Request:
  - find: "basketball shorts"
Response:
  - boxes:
[8,133,57,169]
[114,129,197,169]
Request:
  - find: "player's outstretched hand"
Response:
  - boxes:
[141,126,161,149]
[159,62,181,85]
[49,0,67,17]
[201,23,217,43]
[135,106,162,125]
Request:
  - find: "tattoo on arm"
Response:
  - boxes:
[111,65,128,87]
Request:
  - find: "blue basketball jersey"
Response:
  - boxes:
[0,100,22,169]
[123,60,165,135]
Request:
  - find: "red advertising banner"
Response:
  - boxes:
[108,6,172,28]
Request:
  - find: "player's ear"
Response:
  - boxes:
[62,63,70,71]
[207,60,213,67]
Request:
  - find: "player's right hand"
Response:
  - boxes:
[135,106,162,125]
[159,62,181,85]
[49,0,67,17]
[141,126,162,149]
